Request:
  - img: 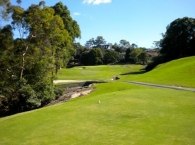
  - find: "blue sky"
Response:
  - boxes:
[10,0,195,48]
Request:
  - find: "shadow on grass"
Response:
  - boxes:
[120,69,146,76]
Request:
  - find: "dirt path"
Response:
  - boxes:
[128,81,195,92]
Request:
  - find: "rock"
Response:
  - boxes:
[111,76,120,80]
[71,93,81,99]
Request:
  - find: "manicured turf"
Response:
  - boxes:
[121,56,195,88]
[1,82,195,145]
[56,64,143,81]
[57,56,195,88]
[1,57,195,144]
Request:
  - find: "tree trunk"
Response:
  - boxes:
[20,45,28,79]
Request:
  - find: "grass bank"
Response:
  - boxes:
[121,56,195,88]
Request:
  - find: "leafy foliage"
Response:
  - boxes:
[88,48,104,65]
[0,1,81,115]
[146,17,195,71]
[138,51,149,65]
[125,48,132,61]
[160,17,195,60]
[0,0,11,21]
[80,50,90,65]
[51,2,81,41]
[85,36,106,48]
[94,36,106,47]
[80,48,104,65]
[119,39,131,48]
[104,50,119,64]
[80,47,120,65]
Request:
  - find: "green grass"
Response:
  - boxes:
[1,82,195,145]
[56,64,143,81]
[57,56,195,88]
[121,56,195,88]
[1,57,195,144]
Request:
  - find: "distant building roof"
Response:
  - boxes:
[93,44,112,50]
[145,49,159,57]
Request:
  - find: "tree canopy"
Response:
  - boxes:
[160,17,195,61]
[85,36,106,48]
[146,17,195,71]
[51,2,81,41]
[119,39,131,48]
[0,0,11,20]
[104,50,119,64]
[0,1,81,115]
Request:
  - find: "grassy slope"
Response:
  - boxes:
[1,82,195,145]
[56,65,143,81]
[121,56,195,88]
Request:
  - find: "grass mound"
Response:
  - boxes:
[1,82,195,144]
[125,56,195,88]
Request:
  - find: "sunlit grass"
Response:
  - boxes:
[1,57,195,144]
[120,56,195,88]
[1,82,195,145]
[57,64,143,81]
[57,56,195,88]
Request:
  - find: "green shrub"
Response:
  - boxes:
[54,85,66,100]
[145,55,165,71]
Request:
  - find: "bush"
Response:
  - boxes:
[145,55,166,71]
[54,85,66,100]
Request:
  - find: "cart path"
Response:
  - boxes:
[53,80,90,84]
[128,81,195,92]
[54,80,195,92]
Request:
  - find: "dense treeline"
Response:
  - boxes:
[0,1,80,115]
[78,47,120,65]
[74,36,150,66]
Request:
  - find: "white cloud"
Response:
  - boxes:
[74,12,81,16]
[83,0,94,4]
[82,0,112,5]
